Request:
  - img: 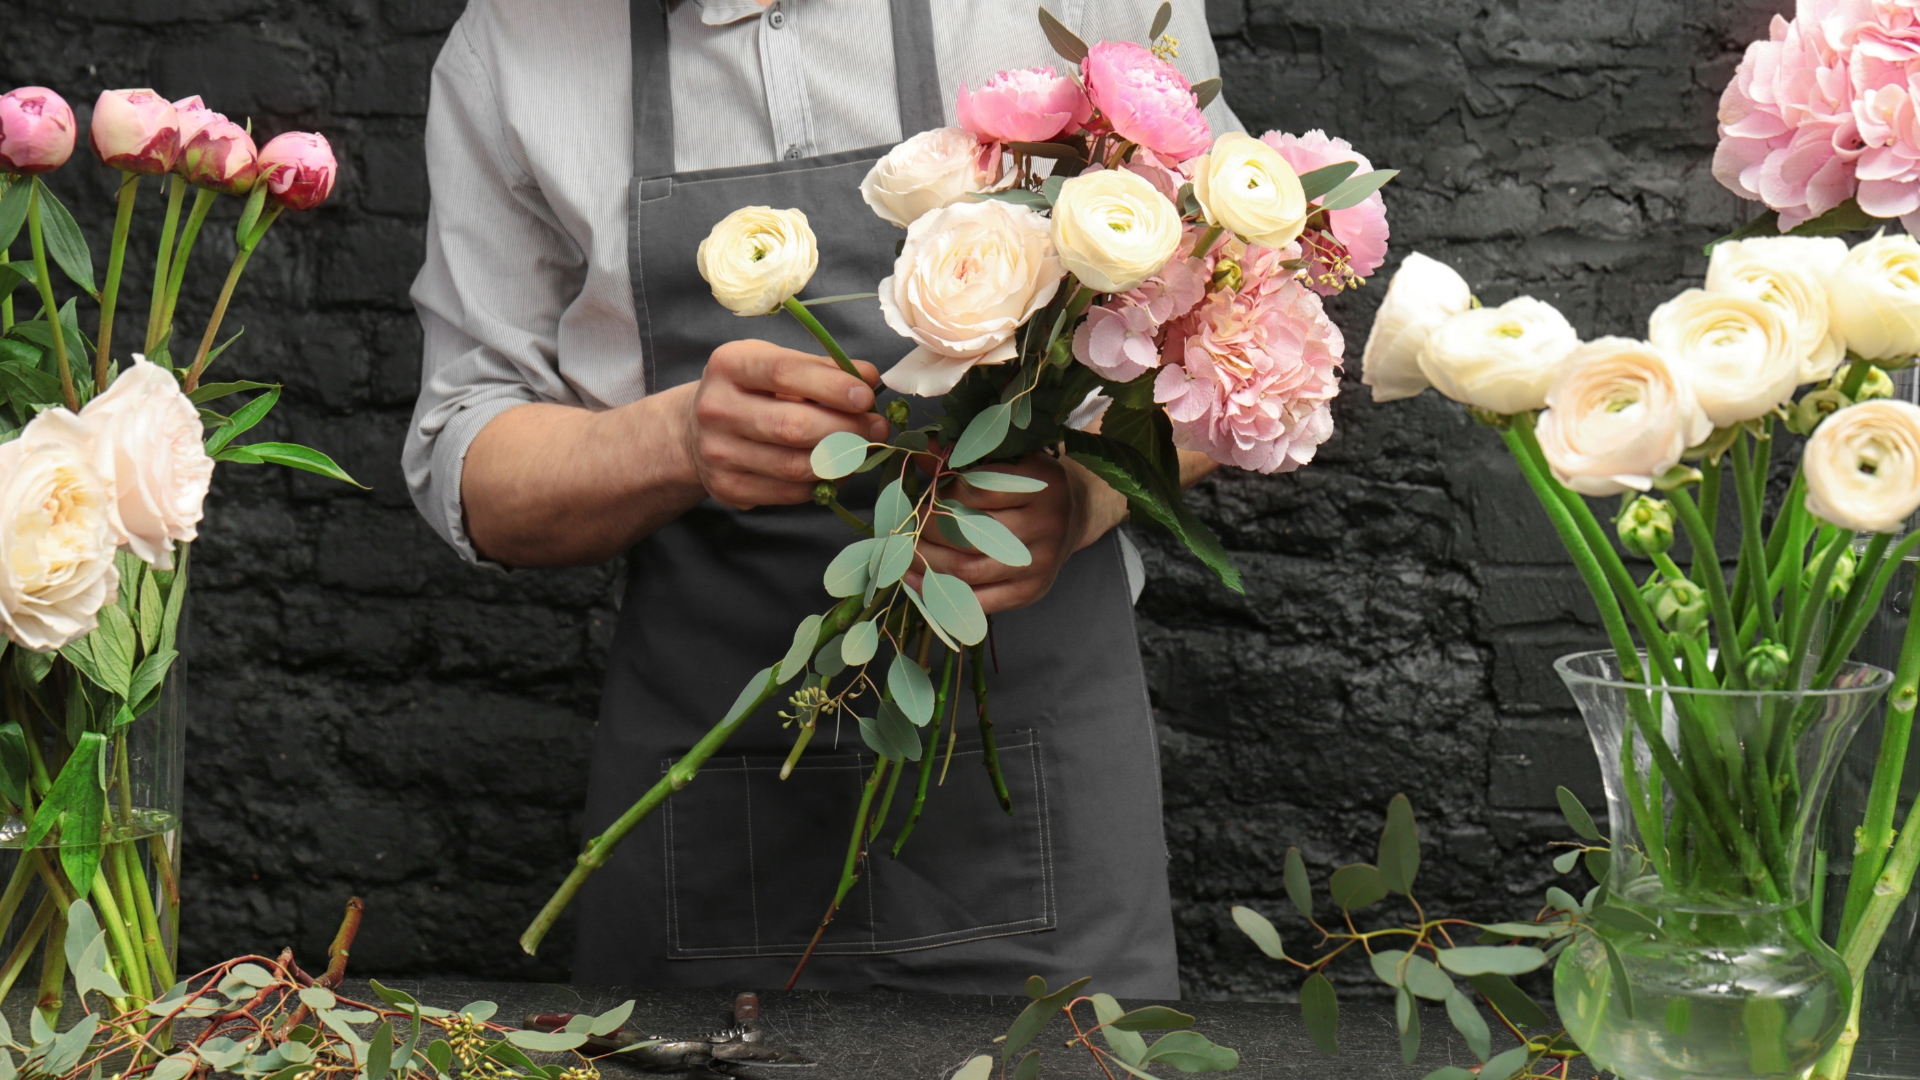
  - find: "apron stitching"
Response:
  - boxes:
[1031,740,1057,927]
[663,157,883,188]
[742,755,760,951]
[662,759,681,951]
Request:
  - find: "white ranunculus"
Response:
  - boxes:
[1415,296,1579,414]
[1360,253,1473,402]
[859,127,996,229]
[80,356,213,569]
[1535,337,1715,497]
[1647,288,1800,426]
[879,200,1065,397]
[1190,131,1309,250]
[1704,236,1847,383]
[694,206,819,316]
[0,410,122,651]
[1049,168,1183,294]
[1803,399,1920,533]
[1829,232,1920,363]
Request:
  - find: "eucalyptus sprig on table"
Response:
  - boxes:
[952,974,1238,1080]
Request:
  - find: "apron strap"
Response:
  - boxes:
[629,0,942,181]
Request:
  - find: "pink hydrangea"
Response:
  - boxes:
[957,66,1092,144]
[1260,129,1390,293]
[1153,246,1343,474]
[1082,41,1212,161]
[1072,226,1213,381]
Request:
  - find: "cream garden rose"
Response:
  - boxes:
[1416,296,1579,414]
[1535,338,1714,497]
[1704,236,1846,383]
[859,127,997,229]
[695,206,819,316]
[1829,232,1920,363]
[81,357,214,570]
[879,200,1065,397]
[1050,168,1183,294]
[0,410,122,651]
[1647,289,1799,426]
[1803,399,1920,533]
[1191,131,1309,249]
[1360,253,1473,401]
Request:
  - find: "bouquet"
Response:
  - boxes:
[518,5,1397,982]
[0,83,351,1024]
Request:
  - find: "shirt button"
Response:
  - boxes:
[784,144,802,160]
[768,8,785,28]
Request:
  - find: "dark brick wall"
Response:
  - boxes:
[0,0,1766,996]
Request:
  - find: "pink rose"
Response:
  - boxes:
[0,87,76,176]
[1260,129,1391,292]
[257,131,337,211]
[90,89,180,175]
[179,116,258,194]
[957,66,1091,144]
[79,356,212,570]
[1153,247,1343,474]
[1082,41,1212,161]
[1072,226,1212,382]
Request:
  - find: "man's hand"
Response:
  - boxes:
[913,453,1130,615]
[684,339,890,510]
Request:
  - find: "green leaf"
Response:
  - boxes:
[1300,973,1339,1054]
[1025,976,1048,1000]
[1297,162,1359,203]
[888,653,935,725]
[900,582,960,652]
[1284,847,1312,918]
[1231,906,1286,961]
[136,567,163,654]
[973,188,1051,208]
[425,1042,452,1075]
[1042,174,1068,208]
[299,987,337,1010]
[1148,1,1173,40]
[365,1021,394,1080]
[1370,951,1403,988]
[33,181,95,296]
[960,469,1048,493]
[1465,972,1553,1029]
[0,181,29,251]
[723,667,776,725]
[94,602,136,698]
[1436,946,1548,977]
[1589,905,1662,938]
[921,570,987,646]
[587,1001,634,1037]
[43,1015,97,1076]
[870,533,914,590]
[1585,848,1612,887]
[1551,847,1580,873]
[1403,955,1454,1001]
[814,634,847,678]
[1317,169,1398,212]
[1328,863,1388,910]
[842,620,879,666]
[216,441,365,487]
[1445,990,1492,1062]
[1109,1006,1193,1032]
[1004,975,1093,1061]
[1091,993,1148,1066]
[1038,7,1090,64]
[157,549,187,655]
[1005,141,1089,165]
[505,1030,588,1052]
[149,1055,195,1080]
[1065,432,1241,593]
[478,1040,535,1070]
[868,699,922,761]
[206,387,282,454]
[1010,1050,1042,1080]
[947,504,1032,567]
[235,184,269,252]
[1422,1069,1477,1080]
[1377,793,1419,894]
[824,539,878,597]
[128,649,177,716]
[461,1002,499,1023]
[33,733,106,894]
[951,403,1012,468]
[1481,1044,1532,1080]
[1477,922,1558,940]
[1396,987,1421,1064]
[874,478,911,536]
[229,962,276,987]
[0,723,30,807]
[776,614,824,682]
[188,379,276,405]
[1556,786,1601,841]
[810,431,873,480]
[1141,1030,1237,1072]
[1190,77,1222,111]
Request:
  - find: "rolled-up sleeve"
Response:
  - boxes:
[406,15,591,567]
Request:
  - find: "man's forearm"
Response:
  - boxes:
[462,385,706,567]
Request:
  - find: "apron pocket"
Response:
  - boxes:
[660,731,1055,959]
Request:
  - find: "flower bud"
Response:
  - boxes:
[1744,640,1791,686]
[89,89,179,174]
[0,87,76,175]
[255,131,336,211]
[1830,543,1858,601]
[178,116,258,194]
[1210,258,1243,293]
[1617,497,1676,557]
[170,96,221,156]
[812,482,836,505]
[1643,577,1710,637]
[1788,388,1852,435]
[884,399,911,430]
[1850,365,1896,403]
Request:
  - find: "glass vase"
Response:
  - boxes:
[1552,649,1890,1080]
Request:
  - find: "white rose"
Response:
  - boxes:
[1415,296,1579,414]
[80,356,213,570]
[1536,337,1715,497]
[0,410,122,651]
[1829,232,1920,363]
[1360,253,1473,402]
[694,206,819,316]
[1803,399,1920,533]
[879,200,1065,397]
[1050,168,1183,294]
[1647,288,1799,427]
[1705,236,1847,383]
[1191,131,1309,250]
[859,127,997,229]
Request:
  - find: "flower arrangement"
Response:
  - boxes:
[517,5,1397,983]
[0,82,350,1025]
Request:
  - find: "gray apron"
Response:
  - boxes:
[570,0,1178,996]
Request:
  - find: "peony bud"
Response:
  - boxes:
[0,87,76,175]
[1744,640,1791,686]
[1617,497,1676,557]
[170,96,222,157]
[178,116,258,194]
[1643,577,1710,637]
[89,89,179,174]
[255,131,336,211]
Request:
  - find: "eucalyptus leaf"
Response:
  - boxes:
[872,533,914,589]
[1190,77,1222,110]
[1300,973,1339,1054]
[1545,886,1583,913]
[1480,1043,1532,1080]
[1370,951,1403,988]
[1038,7,1090,64]
[1284,847,1312,918]
[888,653,935,725]
[874,478,911,536]
[298,986,337,1010]
[149,1055,195,1080]
[1396,987,1420,1064]
[1377,793,1419,894]
[810,431,872,480]
[824,539,878,597]
[1477,922,1559,940]
[1231,906,1285,961]
[723,667,776,725]
[1436,946,1548,977]
[960,470,1047,493]
[461,1001,498,1023]
[1297,162,1359,202]
[867,699,922,761]
[505,1030,588,1052]
[776,615,824,681]
[950,404,1012,468]
[1328,863,1388,910]
[1317,170,1398,211]
[1108,1006,1193,1032]
[1557,786,1601,841]
[1141,1030,1236,1072]
[921,570,987,645]
[588,1001,635,1037]
[815,634,848,678]
[43,1016,97,1076]
[1589,905,1662,938]
[842,621,879,666]
[1466,972,1554,1029]
[1445,991,1492,1062]
[1003,975,1092,1061]
[1553,847,1583,874]
[948,505,1031,567]
[1092,993,1148,1066]
[1404,955,1454,1001]
[1148,1,1172,40]
[900,583,959,652]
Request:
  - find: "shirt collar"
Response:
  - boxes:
[695,0,775,25]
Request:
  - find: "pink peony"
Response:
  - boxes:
[90,89,179,175]
[957,66,1092,144]
[179,116,258,195]
[0,88,75,176]
[256,131,337,211]
[1260,129,1390,292]
[170,95,223,151]
[1082,41,1212,161]
[1072,226,1212,382]
[1153,246,1343,474]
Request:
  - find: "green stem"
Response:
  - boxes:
[824,495,874,537]
[893,649,956,858]
[148,831,178,966]
[785,755,891,990]
[25,181,76,411]
[1838,569,1920,941]
[868,749,905,842]
[781,296,861,378]
[2,242,12,332]
[157,186,216,351]
[1670,487,1746,677]
[1193,223,1225,258]
[144,175,186,355]
[95,171,139,389]
[971,641,1012,814]
[0,893,56,1005]
[91,869,148,1003]
[0,839,39,932]
[1840,355,1874,399]
[183,237,263,393]
[1839,790,1920,981]
[1043,284,1096,359]
[1792,532,1855,688]
[119,838,173,990]
[518,595,865,955]
[1731,439,1776,645]
[34,903,65,1031]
